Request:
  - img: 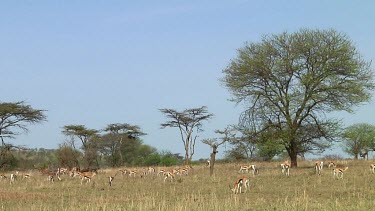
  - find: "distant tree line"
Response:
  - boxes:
[0,101,184,171]
[0,147,184,171]
[58,123,184,170]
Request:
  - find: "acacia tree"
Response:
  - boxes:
[100,123,146,167]
[0,101,46,146]
[160,106,213,165]
[0,101,46,169]
[62,125,98,149]
[341,123,375,160]
[202,126,235,176]
[62,125,99,168]
[223,29,374,167]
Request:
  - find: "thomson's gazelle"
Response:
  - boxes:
[281,161,290,176]
[315,161,324,175]
[229,176,250,194]
[333,167,348,179]
[108,176,114,186]
[79,172,97,184]
[163,171,175,182]
[10,174,16,185]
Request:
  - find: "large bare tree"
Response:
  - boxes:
[223,29,374,167]
[160,106,213,165]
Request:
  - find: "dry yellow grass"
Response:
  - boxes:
[1,160,375,210]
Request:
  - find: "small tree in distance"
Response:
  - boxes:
[62,125,99,168]
[101,123,146,167]
[160,106,213,165]
[341,123,375,160]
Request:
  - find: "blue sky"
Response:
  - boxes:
[1,1,374,160]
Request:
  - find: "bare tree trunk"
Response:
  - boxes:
[209,145,218,176]
[119,137,124,165]
[290,152,298,168]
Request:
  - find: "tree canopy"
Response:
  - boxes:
[62,125,98,150]
[0,101,46,145]
[160,106,213,164]
[222,29,375,167]
[100,123,147,167]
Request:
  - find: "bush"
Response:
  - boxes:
[0,146,19,171]
[160,156,179,166]
[144,153,161,166]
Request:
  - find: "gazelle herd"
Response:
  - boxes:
[1,160,374,195]
[0,164,195,188]
[231,159,370,194]
[116,165,193,184]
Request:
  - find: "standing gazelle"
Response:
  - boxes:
[281,161,290,176]
[10,174,16,185]
[108,176,114,186]
[315,161,324,175]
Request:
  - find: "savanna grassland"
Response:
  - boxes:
[1,160,375,211]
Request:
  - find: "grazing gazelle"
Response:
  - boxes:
[128,170,137,177]
[163,171,175,182]
[157,169,167,177]
[79,172,97,184]
[119,169,129,176]
[333,167,348,179]
[229,176,250,194]
[47,174,55,183]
